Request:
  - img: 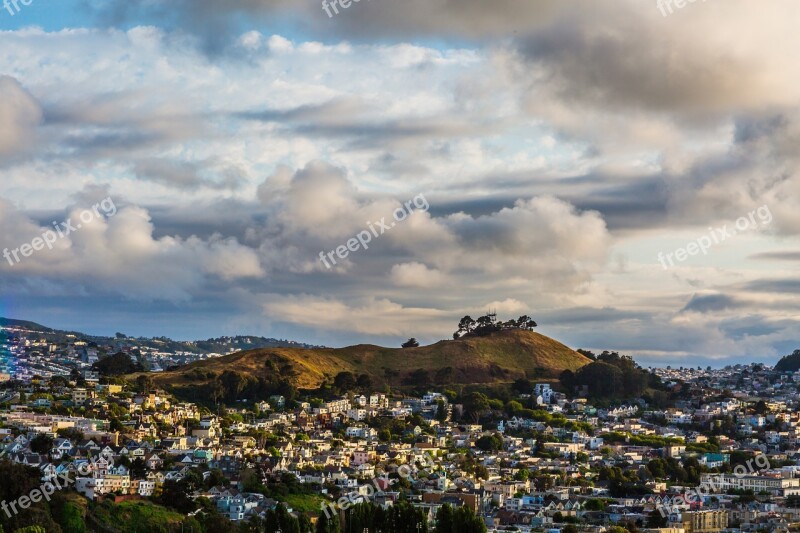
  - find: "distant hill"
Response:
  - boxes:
[0,317,53,332]
[146,329,593,397]
[0,317,322,353]
[775,349,800,372]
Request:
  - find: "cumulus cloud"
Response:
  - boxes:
[0,199,263,301]
[390,262,447,288]
[0,76,42,163]
[681,293,742,314]
[89,0,566,52]
[1,2,799,363]
[437,196,611,287]
[262,295,450,337]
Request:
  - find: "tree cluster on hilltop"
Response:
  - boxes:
[453,314,537,339]
[401,338,420,348]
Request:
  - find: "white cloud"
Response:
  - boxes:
[0,4,799,363]
[0,76,42,162]
[390,262,447,288]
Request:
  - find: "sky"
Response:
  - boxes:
[0,0,799,367]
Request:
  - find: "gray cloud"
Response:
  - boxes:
[681,293,742,314]
[0,76,42,164]
[743,280,800,294]
[749,250,800,262]
[88,0,565,53]
[515,16,762,118]
[133,158,247,191]
[1,3,800,365]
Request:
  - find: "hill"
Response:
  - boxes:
[0,317,321,353]
[144,329,593,399]
[0,317,53,332]
[775,349,800,372]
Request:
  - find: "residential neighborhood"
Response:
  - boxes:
[4,323,800,531]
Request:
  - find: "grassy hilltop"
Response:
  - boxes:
[144,329,592,396]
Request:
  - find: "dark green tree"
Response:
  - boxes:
[29,434,53,455]
[316,511,340,533]
[333,372,356,392]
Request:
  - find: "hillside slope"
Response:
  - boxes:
[775,349,800,372]
[146,329,592,393]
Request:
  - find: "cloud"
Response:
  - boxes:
[514,12,768,118]
[441,196,610,276]
[483,298,528,316]
[262,295,449,337]
[0,199,263,301]
[749,250,800,262]
[2,4,800,364]
[742,279,800,295]
[89,0,566,53]
[390,262,446,288]
[133,158,247,191]
[0,76,42,163]
[681,293,741,314]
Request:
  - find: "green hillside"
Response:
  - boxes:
[145,329,592,396]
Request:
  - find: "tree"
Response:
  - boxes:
[505,400,523,416]
[316,511,340,533]
[298,513,313,533]
[356,373,372,390]
[511,378,533,395]
[209,378,224,405]
[584,499,606,511]
[402,338,420,348]
[135,374,153,393]
[559,369,576,392]
[219,370,248,401]
[29,434,53,455]
[0,462,59,531]
[436,399,448,422]
[573,361,624,398]
[455,313,535,338]
[454,316,476,338]
[333,372,356,392]
[404,368,430,387]
[435,503,486,533]
[775,349,800,372]
[129,458,147,479]
[59,502,86,533]
[93,351,142,376]
[647,509,668,528]
[158,479,195,513]
[48,376,68,388]
[463,392,490,422]
[266,504,301,533]
[514,469,529,481]
[475,433,504,452]
[434,503,454,533]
